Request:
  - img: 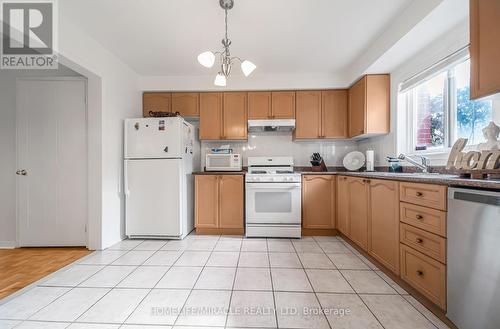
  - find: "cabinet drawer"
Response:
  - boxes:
[400,224,446,263]
[400,202,446,237]
[399,182,447,211]
[400,244,446,310]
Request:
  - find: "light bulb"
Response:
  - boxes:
[241,60,256,76]
[197,51,215,68]
[214,73,226,86]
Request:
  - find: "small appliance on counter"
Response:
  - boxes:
[205,153,242,171]
[310,153,327,172]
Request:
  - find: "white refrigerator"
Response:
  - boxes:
[124,117,200,239]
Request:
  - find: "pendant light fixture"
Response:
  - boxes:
[197,0,257,86]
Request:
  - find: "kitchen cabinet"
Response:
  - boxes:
[321,90,348,138]
[171,92,199,117]
[272,91,296,118]
[348,74,390,138]
[295,90,348,139]
[223,92,248,140]
[346,177,368,250]
[248,91,295,119]
[302,175,336,231]
[143,92,171,117]
[367,179,400,274]
[199,92,223,140]
[337,176,349,235]
[470,0,500,99]
[295,91,322,139]
[199,92,247,140]
[194,174,244,234]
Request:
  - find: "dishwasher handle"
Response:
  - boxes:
[448,187,500,206]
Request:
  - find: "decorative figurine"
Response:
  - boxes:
[478,121,500,151]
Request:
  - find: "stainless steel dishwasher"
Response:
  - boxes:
[447,187,500,329]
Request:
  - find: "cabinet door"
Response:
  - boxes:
[199,93,223,140]
[219,175,244,229]
[271,91,295,118]
[321,90,348,138]
[223,92,248,140]
[302,175,336,229]
[195,175,219,228]
[143,92,171,117]
[347,177,368,250]
[337,176,349,236]
[248,92,271,119]
[470,0,500,99]
[367,179,400,274]
[172,93,199,117]
[295,91,321,139]
[348,77,366,137]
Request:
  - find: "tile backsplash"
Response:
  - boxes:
[200,131,358,168]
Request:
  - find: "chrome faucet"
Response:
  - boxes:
[397,153,430,173]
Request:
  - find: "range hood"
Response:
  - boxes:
[248,119,295,132]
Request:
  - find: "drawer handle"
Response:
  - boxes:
[416,238,424,244]
[415,215,424,220]
[416,192,423,197]
[416,270,424,276]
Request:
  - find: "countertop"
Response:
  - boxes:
[193,170,500,190]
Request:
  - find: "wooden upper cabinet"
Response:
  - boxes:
[143,92,171,117]
[470,0,500,99]
[347,177,368,250]
[219,175,244,229]
[199,93,223,140]
[194,175,219,228]
[272,91,296,118]
[321,90,348,138]
[337,176,349,236]
[348,75,390,138]
[302,175,336,229]
[171,93,199,117]
[248,92,272,119]
[223,92,247,140]
[367,179,400,274]
[295,91,322,139]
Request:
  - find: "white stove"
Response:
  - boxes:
[245,157,302,238]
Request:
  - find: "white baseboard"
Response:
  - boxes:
[0,241,17,249]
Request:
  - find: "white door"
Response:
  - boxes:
[16,79,87,247]
[125,159,182,237]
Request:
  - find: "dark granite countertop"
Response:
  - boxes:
[298,170,500,190]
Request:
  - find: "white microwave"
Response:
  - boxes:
[205,154,242,171]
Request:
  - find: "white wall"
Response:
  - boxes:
[0,67,82,248]
[200,132,358,168]
[358,21,470,167]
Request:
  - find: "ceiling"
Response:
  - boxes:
[61,0,416,78]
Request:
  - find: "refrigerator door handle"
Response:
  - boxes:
[124,161,130,197]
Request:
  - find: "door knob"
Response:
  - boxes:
[16,170,27,176]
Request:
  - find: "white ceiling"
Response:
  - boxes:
[62,0,416,78]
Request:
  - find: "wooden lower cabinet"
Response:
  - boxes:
[302,175,336,232]
[195,175,244,234]
[346,177,368,250]
[367,179,400,274]
[400,244,446,309]
[337,176,349,235]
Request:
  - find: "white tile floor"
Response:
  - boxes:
[0,234,450,329]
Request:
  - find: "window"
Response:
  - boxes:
[402,57,493,152]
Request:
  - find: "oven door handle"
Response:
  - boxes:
[246,183,301,189]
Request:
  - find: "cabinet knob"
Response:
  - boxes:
[416,238,424,244]
[416,191,423,197]
[415,214,423,220]
[416,270,424,276]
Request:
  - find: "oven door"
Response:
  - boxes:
[246,182,301,224]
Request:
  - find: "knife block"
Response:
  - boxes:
[311,160,328,172]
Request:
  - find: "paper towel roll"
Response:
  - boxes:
[366,150,374,171]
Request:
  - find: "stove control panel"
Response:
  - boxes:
[245,174,301,183]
